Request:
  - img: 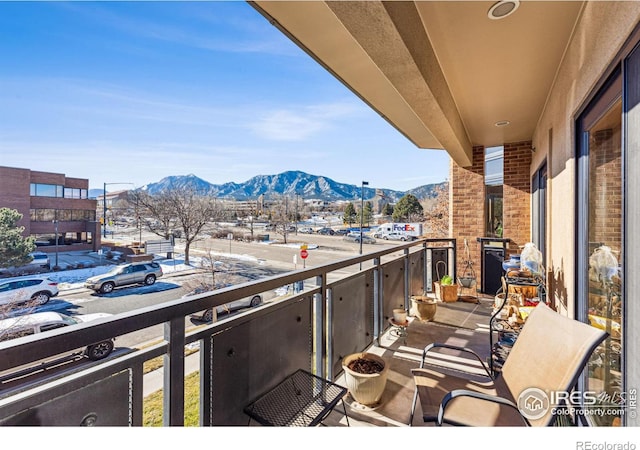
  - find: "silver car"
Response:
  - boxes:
[343,234,376,244]
[84,262,163,294]
[183,290,263,323]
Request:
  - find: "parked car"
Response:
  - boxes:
[0,312,115,365]
[334,229,350,236]
[381,232,415,241]
[27,252,50,269]
[343,234,376,244]
[298,227,314,234]
[183,291,264,322]
[316,227,335,235]
[84,262,163,294]
[0,277,59,307]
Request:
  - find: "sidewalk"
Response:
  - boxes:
[143,350,201,397]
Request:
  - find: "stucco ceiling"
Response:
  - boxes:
[250,1,584,167]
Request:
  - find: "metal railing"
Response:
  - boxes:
[0,239,450,426]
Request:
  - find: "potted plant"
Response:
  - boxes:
[342,352,388,407]
[434,274,458,302]
[410,294,437,321]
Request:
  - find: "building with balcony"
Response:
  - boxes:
[0,166,100,254]
[1,1,639,429]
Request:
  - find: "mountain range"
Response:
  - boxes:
[94,171,446,202]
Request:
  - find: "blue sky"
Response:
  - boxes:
[0,1,450,193]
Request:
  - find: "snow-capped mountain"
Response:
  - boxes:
[137,170,445,201]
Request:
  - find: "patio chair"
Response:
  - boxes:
[410,302,608,426]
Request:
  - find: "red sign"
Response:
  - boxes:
[300,249,309,259]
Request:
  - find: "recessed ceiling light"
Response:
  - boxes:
[488,1,520,20]
[495,120,511,127]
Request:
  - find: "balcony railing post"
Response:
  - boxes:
[314,273,326,378]
[423,242,428,294]
[199,333,213,426]
[404,248,410,311]
[163,317,186,426]
[326,286,334,380]
[373,257,382,345]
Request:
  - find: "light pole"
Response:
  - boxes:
[52,219,59,269]
[102,182,134,238]
[295,193,299,235]
[359,181,369,262]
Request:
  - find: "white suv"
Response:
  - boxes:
[0,277,59,308]
[0,312,115,382]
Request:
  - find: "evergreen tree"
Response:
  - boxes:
[343,202,357,227]
[0,208,36,269]
[362,201,374,226]
[392,194,424,222]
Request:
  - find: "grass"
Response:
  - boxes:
[142,347,201,426]
[143,371,200,426]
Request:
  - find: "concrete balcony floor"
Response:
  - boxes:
[324,294,496,427]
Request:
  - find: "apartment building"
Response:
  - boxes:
[0,166,100,254]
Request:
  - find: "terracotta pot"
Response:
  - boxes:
[392,308,407,323]
[410,296,437,321]
[342,352,388,406]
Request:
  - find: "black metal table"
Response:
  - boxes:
[244,369,350,426]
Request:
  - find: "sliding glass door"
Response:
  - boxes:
[577,70,623,426]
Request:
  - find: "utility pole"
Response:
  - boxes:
[359,181,369,269]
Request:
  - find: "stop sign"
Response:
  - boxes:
[300,249,309,259]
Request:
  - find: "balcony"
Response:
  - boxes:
[0,238,492,427]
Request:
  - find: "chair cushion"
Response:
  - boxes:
[412,366,526,426]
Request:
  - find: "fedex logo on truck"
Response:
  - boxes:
[392,224,415,232]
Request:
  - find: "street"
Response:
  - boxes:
[38,230,403,350]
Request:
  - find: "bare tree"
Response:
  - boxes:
[268,194,294,244]
[422,183,449,238]
[128,191,176,240]
[129,187,222,265]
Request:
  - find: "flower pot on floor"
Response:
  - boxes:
[342,352,388,407]
[410,295,437,321]
[434,281,458,303]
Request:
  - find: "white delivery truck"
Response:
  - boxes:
[373,222,423,239]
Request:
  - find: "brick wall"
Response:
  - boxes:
[590,129,622,253]
[503,141,532,258]
[450,146,485,286]
[450,142,534,293]
[0,166,32,231]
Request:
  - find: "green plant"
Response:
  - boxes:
[440,274,453,285]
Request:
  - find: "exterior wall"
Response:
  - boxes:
[450,146,484,287]
[0,166,31,231]
[503,141,532,258]
[0,165,99,252]
[530,1,640,315]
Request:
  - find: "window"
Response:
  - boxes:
[485,146,504,237]
[30,209,96,222]
[39,323,68,332]
[30,183,63,198]
[63,187,88,199]
[532,162,547,262]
